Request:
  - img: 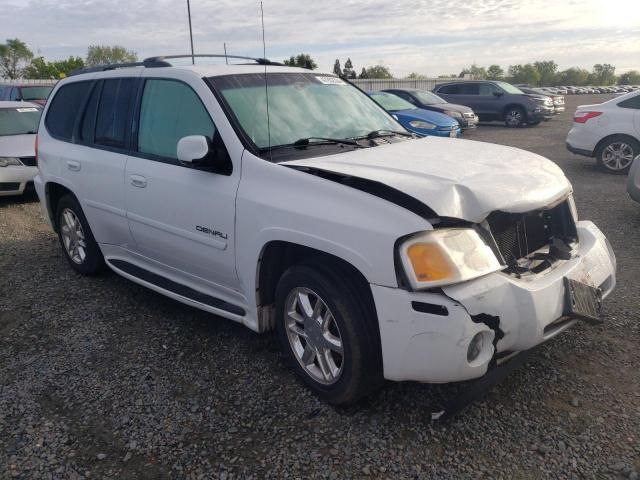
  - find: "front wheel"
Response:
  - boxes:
[596,136,638,174]
[275,262,383,405]
[504,107,526,128]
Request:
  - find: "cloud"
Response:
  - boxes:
[1,0,638,75]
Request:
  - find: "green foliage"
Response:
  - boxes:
[343,58,356,79]
[86,45,137,67]
[556,67,591,86]
[590,63,616,86]
[405,72,426,80]
[23,56,84,79]
[282,53,317,70]
[486,65,504,80]
[359,65,393,79]
[618,70,640,85]
[533,60,558,86]
[459,64,487,79]
[508,63,541,85]
[333,59,342,76]
[0,38,33,79]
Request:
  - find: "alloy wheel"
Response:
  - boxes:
[60,208,87,264]
[602,142,634,171]
[284,287,344,385]
[506,109,523,126]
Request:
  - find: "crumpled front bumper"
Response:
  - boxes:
[373,221,616,383]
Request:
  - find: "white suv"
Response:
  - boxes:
[34,56,616,405]
[566,90,640,173]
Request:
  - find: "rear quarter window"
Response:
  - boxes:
[617,95,640,110]
[45,81,92,141]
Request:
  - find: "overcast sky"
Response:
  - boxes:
[1,0,639,76]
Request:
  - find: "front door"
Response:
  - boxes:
[124,78,241,296]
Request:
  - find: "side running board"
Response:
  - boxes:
[108,259,245,316]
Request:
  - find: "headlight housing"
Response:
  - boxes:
[408,120,436,130]
[399,229,503,289]
[444,110,462,118]
[0,157,22,167]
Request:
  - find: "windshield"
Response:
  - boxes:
[369,92,416,111]
[413,90,446,105]
[495,81,524,94]
[0,107,41,136]
[211,73,401,150]
[19,86,53,101]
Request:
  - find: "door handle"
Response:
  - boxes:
[130,175,147,188]
[66,160,81,172]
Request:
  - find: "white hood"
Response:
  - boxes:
[0,134,36,158]
[283,137,571,222]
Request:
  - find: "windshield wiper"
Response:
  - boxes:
[261,137,363,151]
[362,129,415,139]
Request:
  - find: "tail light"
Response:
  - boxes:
[34,135,38,166]
[574,111,602,124]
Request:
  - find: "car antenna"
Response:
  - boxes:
[260,1,273,162]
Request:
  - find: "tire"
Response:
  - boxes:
[595,135,639,174]
[55,194,105,275]
[504,106,526,128]
[275,261,383,405]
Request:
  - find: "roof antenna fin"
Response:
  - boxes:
[260,1,272,162]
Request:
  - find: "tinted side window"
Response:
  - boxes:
[45,81,92,141]
[95,78,135,149]
[10,87,20,101]
[437,84,459,94]
[459,83,479,95]
[79,81,102,143]
[618,95,640,110]
[137,79,214,160]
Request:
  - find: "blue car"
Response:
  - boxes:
[368,91,461,138]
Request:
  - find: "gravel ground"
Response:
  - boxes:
[1,94,639,479]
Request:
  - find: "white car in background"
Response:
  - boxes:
[0,101,41,196]
[566,91,640,173]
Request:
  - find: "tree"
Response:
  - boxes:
[557,67,591,86]
[359,67,367,79]
[343,58,356,79]
[533,60,558,86]
[359,65,393,79]
[486,65,504,80]
[332,59,342,76]
[590,63,616,85]
[459,64,487,80]
[23,56,84,79]
[619,70,640,85]
[0,38,33,79]
[406,72,426,80]
[282,53,317,70]
[508,63,541,85]
[86,45,137,67]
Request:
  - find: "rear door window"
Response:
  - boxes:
[479,83,500,96]
[45,81,92,141]
[459,83,479,95]
[94,78,136,149]
[137,79,214,160]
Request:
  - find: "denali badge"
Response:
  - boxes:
[196,225,228,240]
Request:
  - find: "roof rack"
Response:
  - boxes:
[68,59,171,77]
[68,54,284,77]
[144,54,283,66]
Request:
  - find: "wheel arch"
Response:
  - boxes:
[45,181,77,232]
[594,133,640,157]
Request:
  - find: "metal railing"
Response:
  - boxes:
[350,77,459,91]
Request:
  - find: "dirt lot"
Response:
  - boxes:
[1,94,639,479]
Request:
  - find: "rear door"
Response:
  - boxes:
[436,83,480,111]
[124,77,242,295]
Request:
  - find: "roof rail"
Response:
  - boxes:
[68,59,171,77]
[144,54,284,66]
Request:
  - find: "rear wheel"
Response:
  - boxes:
[504,106,526,127]
[596,136,638,174]
[275,261,383,405]
[56,195,105,275]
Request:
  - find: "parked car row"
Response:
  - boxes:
[0,83,53,106]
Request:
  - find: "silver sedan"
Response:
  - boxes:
[628,155,640,204]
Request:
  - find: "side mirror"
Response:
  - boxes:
[177,135,209,164]
[493,90,504,97]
